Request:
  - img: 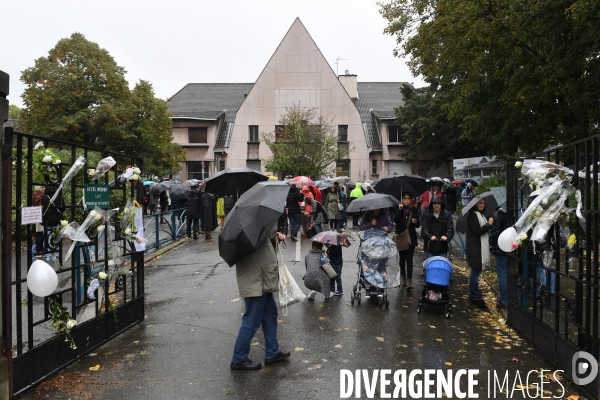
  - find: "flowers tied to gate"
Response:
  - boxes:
[32,142,61,179]
[120,200,146,244]
[50,301,77,350]
[520,159,573,190]
[88,156,117,181]
[46,155,87,208]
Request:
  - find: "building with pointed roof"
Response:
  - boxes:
[168,18,452,181]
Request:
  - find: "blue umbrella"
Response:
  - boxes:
[143,181,154,186]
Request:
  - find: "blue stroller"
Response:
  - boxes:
[417,256,453,318]
[350,228,400,309]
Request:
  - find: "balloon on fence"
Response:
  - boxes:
[27,260,58,297]
[498,227,519,253]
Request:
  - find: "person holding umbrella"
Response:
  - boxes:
[200,191,217,239]
[466,198,493,309]
[230,213,290,370]
[359,208,393,232]
[186,191,201,239]
[394,192,420,289]
[349,183,365,228]
[461,182,477,207]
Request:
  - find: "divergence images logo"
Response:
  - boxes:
[572,351,598,386]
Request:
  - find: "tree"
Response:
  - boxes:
[262,105,354,178]
[8,104,21,120]
[19,33,184,175]
[394,82,472,165]
[379,0,600,156]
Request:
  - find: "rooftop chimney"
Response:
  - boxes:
[338,71,357,100]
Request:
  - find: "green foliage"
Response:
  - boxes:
[261,105,354,178]
[477,172,507,195]
[395,82,473,164]
[379,0,600,157]
[8,104,21,120]
[19,33,184,176]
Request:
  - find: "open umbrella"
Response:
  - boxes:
[465,178,479,187]
[452,179,465,185]
[311,231,351,247]
[490,186,507,210]
[456,191,498,234]
[204,167,269,197]
[143,181,154,186]
[151,181,173,195]
[330,176,350,184]
[346,193,401,213]
[168,184,193,202]
[290,176,314,188]
[182,179,202,187]
[218,181,291,267]
[345,180,356,190]
[374,174,430,199]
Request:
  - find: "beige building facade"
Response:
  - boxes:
[168,18,452,181]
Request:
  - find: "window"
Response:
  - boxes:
[388,126,402,143]
[371,160,378,175]
[219,160,225,171]
[187,161,210,180]
[249,125,259,142]
[246,160,261,172]
[338,125,348,142]
[336,160,350,177]
[189,127,208,143]
[275,125,285,141]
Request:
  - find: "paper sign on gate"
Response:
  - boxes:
[21,206,43,225]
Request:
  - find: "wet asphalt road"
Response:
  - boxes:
[23,229,582,399]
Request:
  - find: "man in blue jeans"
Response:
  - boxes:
[231,215,290,370]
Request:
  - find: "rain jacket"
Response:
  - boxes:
[349,183,364,199]
[187,192,201,219]
[393,205,420,248]
[236,223,280,297]
[421,201,454,255]
[323,190,342,220]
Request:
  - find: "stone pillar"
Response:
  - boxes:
[0,68,10,399]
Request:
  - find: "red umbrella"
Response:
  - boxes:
[311,231,351,247]
[452,179,464,185]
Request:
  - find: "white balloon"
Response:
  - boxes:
[498,227,518,253]
[27,260,58,297]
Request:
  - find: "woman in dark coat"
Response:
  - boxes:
[466,198,493,309]
[421,197,454,258]
[285,185,303,241]
[186,191,201,239]
[393,192,420,289]
[200,192,217,239]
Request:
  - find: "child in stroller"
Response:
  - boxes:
[351,228,400,308]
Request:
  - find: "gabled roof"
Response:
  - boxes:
[356,82,404,150]
[168,81,406,151]
[168,83,254,149]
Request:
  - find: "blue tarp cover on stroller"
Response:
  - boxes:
[423,256,452,287]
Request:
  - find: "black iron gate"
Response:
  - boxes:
[1,128,145,397]
[506,135,600,398]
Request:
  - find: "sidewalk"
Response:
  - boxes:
[22,229,584,399]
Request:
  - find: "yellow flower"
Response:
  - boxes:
[568,234,576,247]
[60,220,68,227]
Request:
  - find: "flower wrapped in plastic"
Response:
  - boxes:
[88,156,116,181]
[120,200,146,244]
[47,155,86,206]
[520,159,573,189]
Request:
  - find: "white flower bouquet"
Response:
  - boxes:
[88,156,116,181]
[520,159,573,189]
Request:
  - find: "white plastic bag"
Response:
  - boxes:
[275,245,306,315]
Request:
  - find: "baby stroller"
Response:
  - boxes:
[351,228,400,309]
[417,255,453,318]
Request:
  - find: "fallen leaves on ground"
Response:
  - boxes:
[89,365,100,371]
[230,298,240,303]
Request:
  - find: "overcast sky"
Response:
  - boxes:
[2,0,424,108]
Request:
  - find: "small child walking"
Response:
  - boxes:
[327,243,343,296]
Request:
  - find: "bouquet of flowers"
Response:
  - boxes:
[120,200,147,244]
[32,142,61,180]
[49,220,90,249]
[520,159,573,189]
[47,155,86,206]
[88,156,116,181]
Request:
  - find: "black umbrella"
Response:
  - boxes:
[456,191,498,234]
[151,181,173,195]
[218,181,291,267]
[346,193,401,213]
[465,178,479,187]
[374,174,430,199]
[204,167,269,197]
[168,184,193,202]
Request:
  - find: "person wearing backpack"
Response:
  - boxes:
[488,207,508,309]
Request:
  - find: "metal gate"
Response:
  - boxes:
[506,135,600,398]
[1,128,145,397]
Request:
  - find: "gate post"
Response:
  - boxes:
[0,68,12,399]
